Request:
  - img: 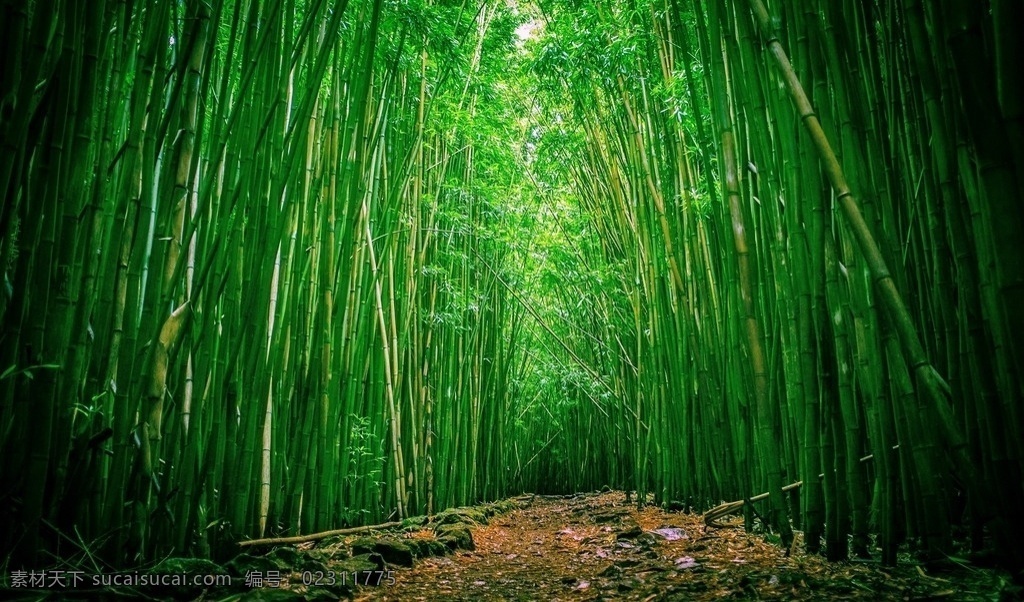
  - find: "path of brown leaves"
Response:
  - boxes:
[355,492,1012,601]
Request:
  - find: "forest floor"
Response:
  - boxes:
[344,491,1017,601]
[3,492,1020,600]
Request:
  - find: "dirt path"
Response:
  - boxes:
[352,492,1009,601]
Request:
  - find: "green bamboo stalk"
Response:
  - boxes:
[741,0,978,512]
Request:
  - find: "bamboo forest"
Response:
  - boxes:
[2,0,1023,599]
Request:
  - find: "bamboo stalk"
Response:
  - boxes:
[740,0,976,501]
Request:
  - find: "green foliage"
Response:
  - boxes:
[3,0,1022,573]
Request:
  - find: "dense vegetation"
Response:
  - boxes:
[1,0,1021,576]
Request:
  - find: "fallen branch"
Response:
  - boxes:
[704,481,803,527]
[703,448,896,527]
[239,520,403,547]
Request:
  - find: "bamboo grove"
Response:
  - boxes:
[1,0,1022,574]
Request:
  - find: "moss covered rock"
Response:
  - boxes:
[434,507,487,526]
[434,524,475,551]
[349,537,414,567]
[409,537,451,558]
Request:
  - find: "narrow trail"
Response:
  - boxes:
[352,492,1003,601]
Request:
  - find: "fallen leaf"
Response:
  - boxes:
[651,527,688,541]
